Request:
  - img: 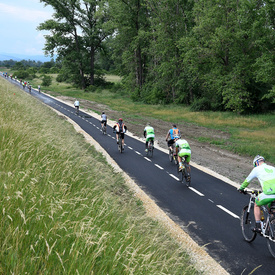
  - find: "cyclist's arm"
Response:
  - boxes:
[240,179,250,191]
[165,131,170,141]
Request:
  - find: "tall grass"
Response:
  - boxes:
[0,78,201,274]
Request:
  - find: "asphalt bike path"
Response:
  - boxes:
[3,76,275,274]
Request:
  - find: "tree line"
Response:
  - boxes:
[35,0,274,113]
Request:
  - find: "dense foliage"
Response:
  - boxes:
[4,0,275,113]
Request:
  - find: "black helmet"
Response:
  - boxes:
[102,111,105,114]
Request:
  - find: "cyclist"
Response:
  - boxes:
[166,124,180,152]
[175,136,191,172]
[238,155,275,233]
[113,118,127,149]
[143,123,155,152]
[38,85,41,93]
[74,99,80,113]
[101,111,107,128]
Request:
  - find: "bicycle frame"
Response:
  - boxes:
[241,190,275,257]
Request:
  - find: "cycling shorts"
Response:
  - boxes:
[117,132,124,139]
[101,120,107,126]
[146,134,155,142]
[256,193,275,208]
[178,149,191,163]
[167,139,175,147]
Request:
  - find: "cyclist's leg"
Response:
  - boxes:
[121,133,125,147]
[178,151,184,169]
[185,153,191,174]
[256,194,275,220]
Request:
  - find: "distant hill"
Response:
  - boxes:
[0,53,54,62]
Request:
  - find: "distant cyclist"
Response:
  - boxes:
[28,85,32,93]
[166,124,180,151]
[101,111,107,128]
[238,155,275,233]
[175,136,191,172]
[74,99,80,114]
[38,85,41,93]
[113,118,127,149]
[144,123,155,152]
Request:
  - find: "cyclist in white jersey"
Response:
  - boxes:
[74,99,80,113]
[101,111,107,127]
[239,155,275,233]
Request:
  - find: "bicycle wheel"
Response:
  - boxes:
[148,141,153,158]
[173,152,178,165]
[240,205,257,242]
[184,162,191,187]
[266,217,275,258]
[102,125,106,135]
[118,136,122,153]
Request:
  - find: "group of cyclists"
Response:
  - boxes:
[99,110,275,238]
[99,107,191,173]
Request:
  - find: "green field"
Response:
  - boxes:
[0,77,207,273]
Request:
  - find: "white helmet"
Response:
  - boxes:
[253,155,265,167]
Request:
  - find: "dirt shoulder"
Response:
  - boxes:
[59,95,262,189]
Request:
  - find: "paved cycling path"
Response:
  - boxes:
[3,76,275,274]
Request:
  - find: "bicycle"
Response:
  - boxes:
[101,122,107,135]
[117,132,123,153]
[75,106,79,115]
[240,190,275,258]
[146,139,154,158]
[177,156,191,187]
[168,144,178,165]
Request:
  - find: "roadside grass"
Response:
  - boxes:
[7,72,275,164]
[0,77,200,274]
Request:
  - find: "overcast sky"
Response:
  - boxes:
[0,0,54,56]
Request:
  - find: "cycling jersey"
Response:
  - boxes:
[241,163,275,195]
[101,114,107,121]
[168,127,180,140]
[175,139,191,163]
[144,126,155,141]
[114,122,127,133]
[74,101,80,107]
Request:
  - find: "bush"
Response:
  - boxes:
[41,75,52,87]
[13,70,29,79]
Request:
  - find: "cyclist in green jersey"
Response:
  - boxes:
[143,123,155,152]
[239,155,275,233]
[175,136,191,172]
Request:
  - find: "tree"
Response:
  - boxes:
[108,0,151,95]
[42,75,52,86]
[38,0,113,89]
[178,0,275,113]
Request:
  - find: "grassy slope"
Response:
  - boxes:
[0,77,202,274]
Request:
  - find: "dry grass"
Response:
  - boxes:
[0,77,201,274]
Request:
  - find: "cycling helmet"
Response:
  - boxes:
[119,118,123,121]
[102,111,105,114]
[173,124,177,128]
[253,155,265,167]
[174,135,180,140]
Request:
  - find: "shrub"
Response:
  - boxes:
[41,75,52,87]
